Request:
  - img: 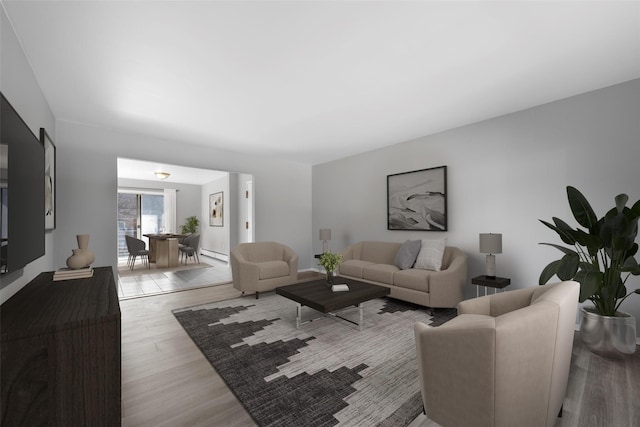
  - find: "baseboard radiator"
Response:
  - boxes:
[201,248,229,263]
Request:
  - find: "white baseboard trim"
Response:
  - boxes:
[200,248,229,263]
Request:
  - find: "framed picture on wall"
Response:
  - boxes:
[209,191,223,227]
[41,128,56,230]
[387,165,447,231]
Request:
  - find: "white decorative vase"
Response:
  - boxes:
[580,306,637,357]
[66,234,95,269]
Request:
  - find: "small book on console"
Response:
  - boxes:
[53,267,94,281]
[331,284,349,292]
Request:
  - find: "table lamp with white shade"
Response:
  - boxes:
[479,233,502,279]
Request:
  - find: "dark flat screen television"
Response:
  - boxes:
[1,92,45,275]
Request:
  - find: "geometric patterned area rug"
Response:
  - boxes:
[173,293,456,427]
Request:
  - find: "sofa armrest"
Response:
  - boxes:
[286,252,299,282]
[415,316,497,427]
[428,252,468,308]
[230,251,260,292]
[460,284,540,317]
[340,244,356,261]
[457,295,491,315]
[487,286,538,317]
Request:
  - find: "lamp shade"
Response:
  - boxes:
[479,233,502,254]
[319,228,331,241]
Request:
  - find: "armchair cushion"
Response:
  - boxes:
[258,260,290,280]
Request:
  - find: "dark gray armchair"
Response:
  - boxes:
[179,233,200,265]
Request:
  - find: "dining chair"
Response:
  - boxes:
[125,235,150,270]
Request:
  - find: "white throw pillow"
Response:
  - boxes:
[414,238,447,271]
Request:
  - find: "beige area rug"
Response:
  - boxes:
[117,260,214,277]
[173,293,456,427]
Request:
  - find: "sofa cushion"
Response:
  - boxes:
[394,269,431,292]
[414,238,447,271]
[360,241,402,265]
[258,260,290,280]
[339,260,374,278]
[394,239,422,270]
[362,264,398,285]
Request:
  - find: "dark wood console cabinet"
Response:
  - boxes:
[1,267,121,426]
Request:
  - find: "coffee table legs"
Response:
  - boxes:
[295,303,365,331]
[296,303,303,329]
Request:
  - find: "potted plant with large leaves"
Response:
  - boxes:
[180,216,200,235]
[539,186,640,356]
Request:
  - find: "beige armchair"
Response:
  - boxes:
[414,281,580,427]
[230,241,299,299]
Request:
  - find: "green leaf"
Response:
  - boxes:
[539,260,562,285]
[557,253,580,280]
[575,270,602,302]
[538,243,577,256]
[567,186,598,230]
[634,289,640,295]
[553,218,579,245]
[575,229,601,252]
[621,256,640,275]
[630,199,640,219]
[628,243,638,258]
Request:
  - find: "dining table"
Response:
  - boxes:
[143,233,184,268]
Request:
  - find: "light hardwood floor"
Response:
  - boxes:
[121,285,639,426]
[121,284,255,426]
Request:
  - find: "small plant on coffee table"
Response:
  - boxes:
[180,216,200,235]
[319,251,343,285]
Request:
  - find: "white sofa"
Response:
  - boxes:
[230,241,299,299]
[337,241,467,310]
[414,281,580,427]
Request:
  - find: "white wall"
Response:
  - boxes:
[0,7,55,303]
[313,79,640,336]
[53,120,313,276]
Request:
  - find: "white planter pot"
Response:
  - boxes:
[580,306,636,357]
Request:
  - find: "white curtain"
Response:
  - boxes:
[163,188,177,233]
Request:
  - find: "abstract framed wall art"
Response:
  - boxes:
[387,165,447,231]
[41,128,56,230]
[209,191,223,227]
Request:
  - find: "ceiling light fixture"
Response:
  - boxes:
[155,171,170,180]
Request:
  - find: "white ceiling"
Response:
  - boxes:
[3,1,640,165]
[117,158,228,185]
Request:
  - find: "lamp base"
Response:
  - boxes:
[485,254,496,278]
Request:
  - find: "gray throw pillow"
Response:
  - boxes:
[394,240,422,270]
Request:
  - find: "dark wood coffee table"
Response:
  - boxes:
[275,277,390,330]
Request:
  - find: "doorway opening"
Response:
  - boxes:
[117,190,164,259]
